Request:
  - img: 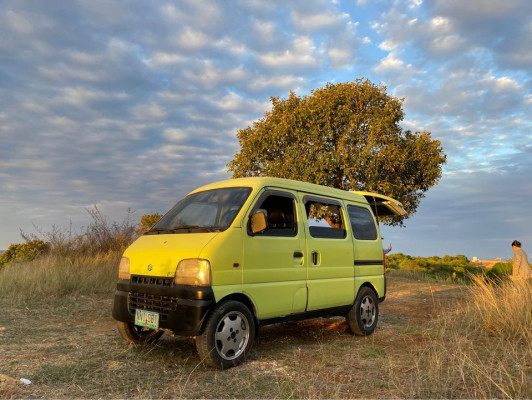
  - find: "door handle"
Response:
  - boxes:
[312,251,319,265]
[293,251,304,258]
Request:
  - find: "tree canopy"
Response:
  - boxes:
[228,79,446,224]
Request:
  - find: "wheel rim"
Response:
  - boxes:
[214,311,250,361]
[359,295,376,328]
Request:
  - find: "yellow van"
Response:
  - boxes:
[112,177,405,368]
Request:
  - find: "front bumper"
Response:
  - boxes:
[112,276,215,337]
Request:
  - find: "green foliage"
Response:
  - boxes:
[228,79,447,224]
[487,262,512,278]
[136,213,163,236]
[386,253,487,283]
[0,240,50,268]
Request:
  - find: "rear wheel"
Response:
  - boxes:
[116,321,164,344]
[346,286,379,336]
[196,300,255,369]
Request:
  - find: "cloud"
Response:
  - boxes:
[373,52,406,72]
[382,152,532,259]
[425,0,532,69]
[290,8,350,32]
[0,0,530,263]
[259,36,320,69]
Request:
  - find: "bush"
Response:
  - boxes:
[83,206,137,254]
[22,206,137,257]
[0,240,50,268]
[490,262,512,276]
[386,253,483,283]
[136,213,162,236]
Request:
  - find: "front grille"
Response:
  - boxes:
[128,292,179,321]
[128,275,178,321]
[131,275,173,286]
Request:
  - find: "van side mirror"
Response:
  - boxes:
[250,210,267,234]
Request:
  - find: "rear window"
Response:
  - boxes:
[304,199,346,239]
[347,205,378,240]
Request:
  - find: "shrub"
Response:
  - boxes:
[489,262,512,276]
[22,206,137,257]
[136,213,163,236]
[0,240,50,268]
[83,206,136,254]
[386,253,484,283]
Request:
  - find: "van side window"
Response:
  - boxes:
[304,200,346,239]
[347,205,378,240]
[252,194,297,237]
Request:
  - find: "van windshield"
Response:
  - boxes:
[146,187,252,234]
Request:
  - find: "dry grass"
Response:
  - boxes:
[397,276,532,399]
[0,258,531,398]
[0,252,119,305]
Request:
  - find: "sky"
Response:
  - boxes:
[0,0,531,260]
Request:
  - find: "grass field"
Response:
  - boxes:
[0,255,531,399]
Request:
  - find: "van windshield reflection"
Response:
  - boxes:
[146,187,252,235]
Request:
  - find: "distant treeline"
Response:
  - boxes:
[386,253,512,282]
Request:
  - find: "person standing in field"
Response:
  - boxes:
[511,240,531,280]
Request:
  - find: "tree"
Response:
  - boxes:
[228,79,446,224]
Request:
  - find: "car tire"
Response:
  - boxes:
[116,321,164,344]
[196,300,255,369]
[346,286,379,336]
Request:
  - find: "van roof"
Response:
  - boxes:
[191,176,359,198]
[190,177,406,216]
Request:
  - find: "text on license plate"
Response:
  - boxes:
[134,309,159,330]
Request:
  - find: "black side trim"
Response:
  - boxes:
[354,260,384,266]
[259,305,352,327]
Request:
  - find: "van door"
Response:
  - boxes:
[242,189,307,319]
[346,204,385,298]
[298,194,354,311]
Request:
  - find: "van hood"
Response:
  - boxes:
[123,233,219,278]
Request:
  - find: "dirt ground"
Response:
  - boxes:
[0,276,467,399]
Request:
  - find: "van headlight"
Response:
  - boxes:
[118,257,130,280]
[175,259,211,286]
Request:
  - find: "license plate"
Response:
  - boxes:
[134,309,159,330]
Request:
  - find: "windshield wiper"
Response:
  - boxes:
[173,225,219,232]
[146,225,221,234]
[145,227,175,235]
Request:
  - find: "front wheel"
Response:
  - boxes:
[116,321,164,344]
[346,287,379,336]
[196,300,255,369]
